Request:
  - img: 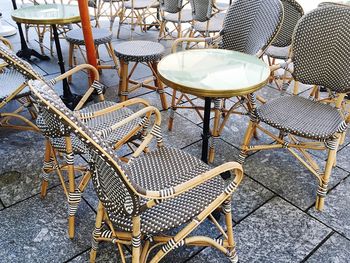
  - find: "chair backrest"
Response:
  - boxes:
[271,0,303,47]
[219,0,284,55]
[159,0,184,13]
[0,44,46,82]
[291,4,350,93]
[189,0,213,22]
[29,79,142,217]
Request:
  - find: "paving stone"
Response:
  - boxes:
[309,175,350,239]
[189,197,331,263]
[244,149,349,210]
[334,143,350,172]
[0,130,52,206]
[174,98,214,126]
[306,233,350,263]
[0,186,96,263]
[137,89,172,111]
[68,243,127,262]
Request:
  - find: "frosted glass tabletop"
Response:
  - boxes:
[12,4,81,25]
[158,49,270,98]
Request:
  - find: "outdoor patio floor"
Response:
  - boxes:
[1,1,350,262]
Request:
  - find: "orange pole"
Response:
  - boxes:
[77,0,98,81]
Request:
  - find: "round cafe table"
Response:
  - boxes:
[12,4,81,109]
[158,49,270,163]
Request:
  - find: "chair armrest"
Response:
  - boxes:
[138,161,243,200]
[0,36,13,50]
[51,64,99,83]
[78,98,151,120]
[171,34,221,53]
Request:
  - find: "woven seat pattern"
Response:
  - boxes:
[98,146,225,234]
[219,0,283,55]
[163,9,193,23]
[66,28,113,46]
[292,4,350,93]
[189,0,212,22]
[256,96,344,140]
[0,67,28,101]
[114,41,165,62]
[193,12,224,33]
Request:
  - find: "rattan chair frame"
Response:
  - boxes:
[28,78,244,263]
[239,4,350,211]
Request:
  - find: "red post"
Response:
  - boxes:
[77,0,98,81]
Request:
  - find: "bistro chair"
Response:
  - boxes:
[117,0,160,39]
[189,0,224,38]
[0,37,39,131]
[265,0,304,90]
[168,0,284,162]
[28,78,244,263]
[114,40,168,110]
[239,4,350,211]
[158,0,193,40]
[65,27,119,82]
[0,42,152,238]
[96,0,123,30]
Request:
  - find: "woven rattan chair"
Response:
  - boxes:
[117,0,160,39]
[0,37,39,131]
[265,0,304,90]
[96,0,123,30]
[239,4,350,211]
[0,42,153,238]
[168,0,284,162]
[29,78,244,263]
[158,0,193,40]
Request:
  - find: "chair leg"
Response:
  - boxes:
[223,198,238,263]
[90,201,104,263]
[68,43,74,83]
[107,42,120,72]
[168,89,177,131]
[209,99,221,163]
[40,139,53,198]
[65,137,79,239]
[315,138,339,210]
[151,61,168,110]
[238,120,256,164]
[119,60,128,101]
[132,216,142,263]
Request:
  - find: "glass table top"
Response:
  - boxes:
[12,4,81,25]
[158,49,270,98]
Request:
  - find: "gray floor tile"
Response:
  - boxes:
[244,149,348,210]
[334,143,350,172]
[306,233,350,263]
[0,186,96,263]
[68,243,127,262]
[309,175,350,239]
[0,130,56,206]
[189,197,331,263]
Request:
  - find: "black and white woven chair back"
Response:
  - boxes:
[219,0,284,55]
[159,0,184,13]
[29,80,141,217]
[0,44,45,82]
[189,0,213,22]
[271,0,303,47]
[291,4,350,93]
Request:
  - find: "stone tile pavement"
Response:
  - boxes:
[1,0,350,262]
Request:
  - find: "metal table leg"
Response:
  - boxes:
[51,24,81,110]
[201,97,212,163]
[11,0,50,61]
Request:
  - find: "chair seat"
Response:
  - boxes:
[265,45,290,60]
[114,41,165,63]
[37,101,141,153]
[193,13,225,33]
[163,9,193,23]
[0,67,28,101]
[66,28,113,46]
[256,96,344,140]
[108,147,225,234]
[125,0,159,9]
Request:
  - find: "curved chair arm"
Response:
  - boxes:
[137,161,243,202]
[78,98,151,120]
[95,105,159,137]
[0,36,14,50]
[171,34,221,53]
